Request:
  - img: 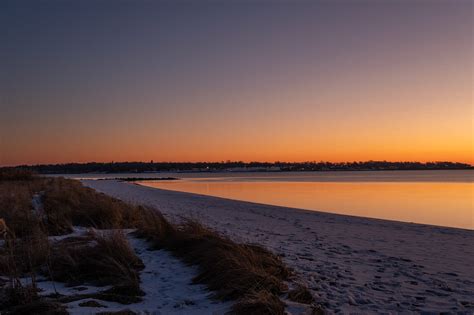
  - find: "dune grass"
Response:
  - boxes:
[49,230,144,291]
[135,207,293,314]
[0,168,37,181]
[0,172,146,313]
[0,172,318,314]
[42,177,142,235]
[232,290,286,315]
[288,284,315,304]
[0,171,141,237]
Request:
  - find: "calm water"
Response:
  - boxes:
[131,170,474,230]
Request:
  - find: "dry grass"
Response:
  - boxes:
[1,230,145,312]
[0,176,319,314]
[49,230,144,292]
[1,284,39,308]
[0,177,146,312]
[173,222,290,299]
[231,290,285,315]
[42,178,141,235]
[2,299,68,315]
[288,284,315,304]
[0,215,53,314]
[0,228,50,276]
[0,168,37,181]
[136,208,292,314]
[134,206,176,245]
[0,180,44,238]
[0,175,141,237]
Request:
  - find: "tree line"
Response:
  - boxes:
[4,160,472,174]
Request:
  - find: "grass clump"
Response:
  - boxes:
[49,230,144,291]
[288,284,315,304]
[1,299,68,315]
[0,180,44,238]
[0,176,140,237]
[136,208,291,314]
[232,290,285,315]
[173,221,290,299]
[0,228,50,276]
[134,206,175,245]
[42,178,141,235]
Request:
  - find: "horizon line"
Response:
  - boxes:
[3,160,473,168]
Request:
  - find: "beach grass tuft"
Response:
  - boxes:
[136,208,292,314]
[49,230,144,290]
[288,283,315,304]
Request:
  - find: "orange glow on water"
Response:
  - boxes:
[140,180,474,229]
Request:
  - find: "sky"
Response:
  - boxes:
[0,0,472,166]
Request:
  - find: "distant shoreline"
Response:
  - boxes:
[23,168,474,175]
[100,177,180,182]
[3,161,472,175]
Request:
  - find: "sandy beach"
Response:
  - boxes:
[84,179,474,313]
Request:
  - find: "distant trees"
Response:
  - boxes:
[3,160,472,174]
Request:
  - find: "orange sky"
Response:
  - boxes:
[1,2,472,166]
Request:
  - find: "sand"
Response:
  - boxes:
[84,179,474,313]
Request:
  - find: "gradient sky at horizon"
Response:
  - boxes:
[1,0,472,166]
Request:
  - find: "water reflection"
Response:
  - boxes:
[140,180,473,229]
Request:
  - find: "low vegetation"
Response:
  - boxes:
[232,290,286,315]
[49,230,144,292]
[288,284,315,304]
[0,169,319,314]
[42,177,141,235]
[136,209,292,313]
[0,168,37,181]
